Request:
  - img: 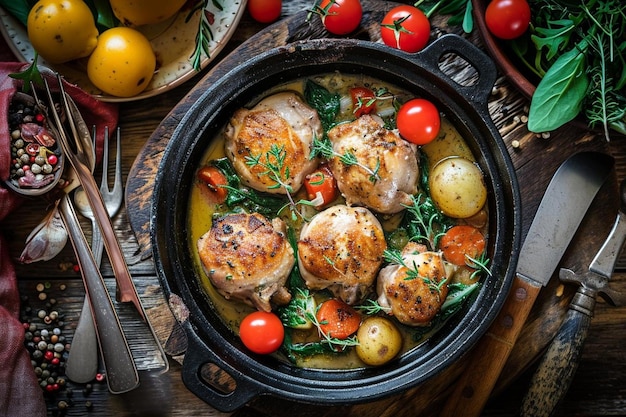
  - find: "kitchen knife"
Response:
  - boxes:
[440,151,613,417]
[520,179,626,417]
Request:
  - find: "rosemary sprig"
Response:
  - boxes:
[187,0,223,72]
[383,248,447,294]
[402,193,451,250]
[355,299,391,315]
[352,87,395,115]
[304,308,360,350]
[466,252,492,281]
[310,137,381,183]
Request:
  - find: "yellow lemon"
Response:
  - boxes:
[109,0,187,27]
[87,27,156,97]
[27,0,98,64]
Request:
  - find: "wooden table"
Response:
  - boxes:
[2,1,626,416]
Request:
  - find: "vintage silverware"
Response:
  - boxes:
[441,151,613,417]
[520,179,626,417]
[65,126,122,384]
[38,75,145,319]
[58,195,139,394]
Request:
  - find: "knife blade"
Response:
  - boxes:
[520,179,626,417]
[440,151,613,417]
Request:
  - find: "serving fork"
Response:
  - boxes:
[65,126,123,384]
[34,81,140,393]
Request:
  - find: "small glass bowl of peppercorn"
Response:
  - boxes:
[5,91,64,196]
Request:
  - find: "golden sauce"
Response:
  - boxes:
[187,73,486,369]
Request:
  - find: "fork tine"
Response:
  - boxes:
[100,125,110,195]
[111,127,123,198]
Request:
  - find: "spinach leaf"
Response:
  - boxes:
[527,40,589,133]
[304,79,340,131]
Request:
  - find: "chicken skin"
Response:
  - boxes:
[224,91,323,194]
[197,212,294,312]
[327,114,419,214]
[297,204,387,305]
[377,242,452,326]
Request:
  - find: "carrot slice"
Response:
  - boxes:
[316,299,361,340]
[440,225,486,266]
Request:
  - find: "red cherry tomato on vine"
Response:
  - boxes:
[396,98,441,145]
[318,0,363,35]
[350,86,377,117]
[239,311,284,354]
[381,5,430,53]
[485,0,531,40]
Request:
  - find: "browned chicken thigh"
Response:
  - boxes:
[224,91,322,194]
[197,212,294,312]
[377,242,452,326]
[297,204,387,305]
[327,114,419,214]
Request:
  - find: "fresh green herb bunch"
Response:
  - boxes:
[514,0,626,139]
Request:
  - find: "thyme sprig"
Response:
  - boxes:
[383,248,447,294]
[310,137,381,183]
[245,144,317,221]
[187,0,223,72]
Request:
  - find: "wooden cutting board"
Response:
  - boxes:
[124,2,618,415]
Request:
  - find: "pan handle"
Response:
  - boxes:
[181,323,264,413]
[416,33,498,107]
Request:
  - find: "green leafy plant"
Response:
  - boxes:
[514,0,626,139]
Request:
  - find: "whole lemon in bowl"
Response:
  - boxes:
[87,27,156,98]
[110,0,187,27]
[26,0,98,64]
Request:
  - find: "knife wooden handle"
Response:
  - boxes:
[520,287,595,417]
[440,275,542,417]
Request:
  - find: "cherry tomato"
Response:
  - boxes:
[350,86,377,117]
[239,311,284,354]
[304,165,338,208]
[485,0,531,40]
[318,0,363,35]
[381,5,430,53]
[396,98,441,145]
[247,0,282,23]
[440,225,486,266]
[196,165,228,204]
[316,299,361,340]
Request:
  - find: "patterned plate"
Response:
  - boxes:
[0,1,247,102]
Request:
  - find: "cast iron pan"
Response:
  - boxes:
[151,34,522,412]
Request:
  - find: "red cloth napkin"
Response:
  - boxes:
[0,62,118,416]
